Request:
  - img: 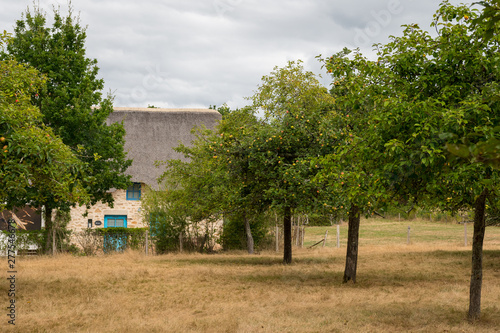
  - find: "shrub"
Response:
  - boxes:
[0,229,45,255]
[220,211,273,251]
[73,228,148,255]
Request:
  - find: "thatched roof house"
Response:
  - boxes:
[67,107,221,231]
[107,107,222,188]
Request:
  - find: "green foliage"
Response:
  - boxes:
[0,229,45,254]
[2,4,132,255]
[317,0,500,218]
[146,61,337,261]
[0,58,88,211]
[50,208,77,253]
[209,104,233,118]
[142,186,216,253]
[472,0,500,42]
[3,4,132,212]
[73,227,148,255]
[148,211,187,253]
[220,212,273,251]
[239,60,336,214]
[207,62,337,261]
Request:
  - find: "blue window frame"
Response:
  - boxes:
[126,183,141,200]
[104,215,127,228]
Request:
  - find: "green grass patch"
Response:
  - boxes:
[303,217,500,248]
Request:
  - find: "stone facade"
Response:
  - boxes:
[68,183,146,231]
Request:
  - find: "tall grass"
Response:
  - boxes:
[1,218,499,332]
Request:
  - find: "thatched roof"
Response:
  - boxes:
[107,107,221,188]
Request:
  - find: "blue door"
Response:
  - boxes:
[103,215,127,252]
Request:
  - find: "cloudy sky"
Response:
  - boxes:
[1,0,474,109]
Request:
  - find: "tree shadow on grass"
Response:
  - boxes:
[169,255,339,267]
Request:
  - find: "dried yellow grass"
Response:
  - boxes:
[1,239,499,332]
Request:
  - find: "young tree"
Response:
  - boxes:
[319,0,500,320]
[3,5,131,247]
[149,62,337,262]
[314,47,391,283]
[212,107,268,254]
[143,122,233,253]
[148,107,266,254]
[241,61,336,264]
[377,2,500,321]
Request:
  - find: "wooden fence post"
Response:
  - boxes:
[336,224,340,248]
[52,226,56,255]
[275,225,279,252]
[301,226,305,248]
[295,218,298,246]
[275,212,279,252]
[464,222,467,247]
[322,230,328,248]
[179,232,183,253]
[407,226,411,244]
[302,215,307,248]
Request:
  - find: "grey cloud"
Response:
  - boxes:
[1,0,474,109]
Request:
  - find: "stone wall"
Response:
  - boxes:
[68,183,146,231]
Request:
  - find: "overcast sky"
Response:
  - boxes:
[1,0,474,109]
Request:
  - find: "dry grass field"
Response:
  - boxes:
[1,218,500,332]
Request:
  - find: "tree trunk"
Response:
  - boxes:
[199,233,208,253]
[243,214,254,254]
[52,224,57,255]
[468,188,488,321]
[179,232,183,253]
[283,206,292,264]
[343,204,360,283]
[44,207,53,254]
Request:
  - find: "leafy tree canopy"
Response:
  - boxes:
[317,0,500,318]
[0,34,88,211]
[2,5,132,212]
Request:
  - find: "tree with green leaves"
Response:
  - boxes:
[0,32,88,215]
[3,5,131,249]
[147,63,336,261]
[206,62,338,262]
[374,2,500,321]
[444,0,500,166]
[210,106,266,254]
[145,107,265,254]
[315,47,389,283]
[237,60,336,263]
[319,0,500,320]
[142,122,232,253]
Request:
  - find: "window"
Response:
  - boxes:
[126,183,141,200]
[104,215,127,228]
